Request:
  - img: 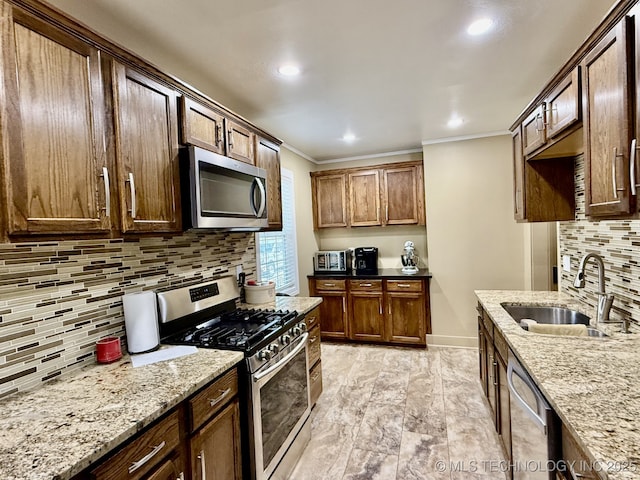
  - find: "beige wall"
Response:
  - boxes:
[280,147,319,296]
[423,136,527,347]
[314,151,428,269]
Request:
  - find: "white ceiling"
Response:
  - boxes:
[46,0,617,161]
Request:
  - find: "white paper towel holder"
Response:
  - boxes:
[123,291,160,354]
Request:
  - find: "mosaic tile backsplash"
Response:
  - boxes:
[559,155,640,330]
[0,232,256,398]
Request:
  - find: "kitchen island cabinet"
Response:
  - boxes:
[309,270,431,347]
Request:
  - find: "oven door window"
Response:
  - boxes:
[260,346,309,468]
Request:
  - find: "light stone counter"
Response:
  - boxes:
[238,295,323,314]
[476,290,640,480]
[0,347,244,480]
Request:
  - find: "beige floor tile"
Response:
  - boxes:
[342,448,399,480]
[354,402,404,454]
[396,430,450,480]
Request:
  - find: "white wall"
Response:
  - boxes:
[280,147,319,296]
[423,135,527,347]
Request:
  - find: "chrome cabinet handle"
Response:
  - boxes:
[128,441,166,473]
[126,172,136,218]
[535,112,545,132]
[396,284,411,288]
[612,147,625,199]
[178,473,185,480]
[631,139,638,196]
[342,297,346,313]
[197,450,206,480]
[359,283,372,287]
[309,336,318,343]
[379,300,382,315]
[493,360,498,386]
[216,124,222,147]
[323,283,335,287]
[101,167,110,217]
[228,129,233,149]
[208,387,231,407]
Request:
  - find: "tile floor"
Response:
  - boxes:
[290,343,508,480]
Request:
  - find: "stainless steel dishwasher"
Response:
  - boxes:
[508,353,562,480]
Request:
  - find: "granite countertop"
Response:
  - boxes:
[0,347,244,480]
[476,290,640,480]
[308,268,433,279]
[238,295,323,313]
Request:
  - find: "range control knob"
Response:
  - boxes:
[292,326,302,336]
[298,322,307,332]
[258,349,272,361]
[280,334,291,346]
[268,343,280,355]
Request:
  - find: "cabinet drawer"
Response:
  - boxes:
[310,360,323,405]
[189,368,238,433]
[305,307,320,330]
[91,411,181,480]
[308,324,321,367]
[385,280,423,292]
[313,279,346,291]
[348,279,383,291]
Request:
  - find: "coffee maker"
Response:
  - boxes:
[354,247,378,275]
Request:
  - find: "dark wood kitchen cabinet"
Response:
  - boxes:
[0,2,110,236]
[311,173,349,229]
[383,165,424,225]
[255,136,283,230]
[111,63,182,233]
[310,279,348,340]
[226,119,255,165]
[180,96,226,155]
[310,274,430,346]
[477,303,511,465]
[305,306,323,406]
[582,16,634,217]
[349,170,381,226]
[348,280,385,342]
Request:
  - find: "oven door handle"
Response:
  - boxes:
[253,333,308,383]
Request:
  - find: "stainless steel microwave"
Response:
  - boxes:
[181,146,268,231]
[313,250,352,273]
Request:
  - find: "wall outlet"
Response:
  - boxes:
[236,265,243,279]
[562,255,571,272]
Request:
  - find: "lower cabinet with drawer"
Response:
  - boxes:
[75,367,241,480]
[305,306,323,406]
[309,275,430,347]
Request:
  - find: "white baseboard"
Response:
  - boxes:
[426,334,478,348]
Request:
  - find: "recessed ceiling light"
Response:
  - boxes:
[277,64,301,76]
[467,18,494,36]
[448,116,464,128]
[342,133,356,142]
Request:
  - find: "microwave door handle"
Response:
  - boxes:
[251,177,266,218]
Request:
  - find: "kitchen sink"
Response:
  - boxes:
[501,303,608,338]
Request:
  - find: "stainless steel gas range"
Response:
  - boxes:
[157,276,311,480]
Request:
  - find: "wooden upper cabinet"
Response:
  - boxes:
[112,63,181,233]
[255,137,282,230]
[349,170,381,226]
[522,104,547,156]
[546,66,581,139]
[582,16,633,217]
[512,128,525,221]
[180,96,225,155]
[0,4,110,235]
[383,165,424,225]
[312,174,348,229]
[226,120,255,165]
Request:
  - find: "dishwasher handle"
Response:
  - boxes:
[507,358,548,433]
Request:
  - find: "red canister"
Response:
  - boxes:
[96,337,123,363]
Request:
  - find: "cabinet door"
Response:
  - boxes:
[180,96,225,154]
[546,66,581,139]
[512,128,525,220]
[0,4,110,235]
[317,292,348,340]
[255,137,282,230]
[478,317,488,396]
[312,174,348,228]
[190,399,242,480]
[385,292,426,345]
[112,63,181,233]
[146,455,183,480]
[522,104,547,156]
[582,17,633,216]
[349,170,381,226]
[226,120,255,164]
[486,336,497,423]
[383,165,424,225]
[495,352,512,463]
[349,293,385,342]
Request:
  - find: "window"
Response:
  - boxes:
[256,168,299,295]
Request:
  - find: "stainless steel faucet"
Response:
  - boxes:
[573,253,614,328]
